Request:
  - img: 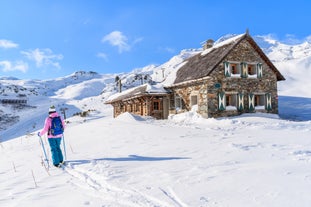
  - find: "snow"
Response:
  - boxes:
[1,35,311,207]
[1,97,311,207]
[201,33,244,56]
[106,83,168,103]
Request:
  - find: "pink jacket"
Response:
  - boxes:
[39,112,65,138]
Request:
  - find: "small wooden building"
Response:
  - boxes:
[105,84,170,119]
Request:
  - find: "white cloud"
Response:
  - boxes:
[21,48,63,68]
[164,47,175,53]
[0,60,28,73]
[0,39,19,49]
[101,31,130,53]
[157,46,175,54]
[97,52,108,61]
[133,37,144,45]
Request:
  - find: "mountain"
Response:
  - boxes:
[1,34,311,137]
[254,35,311,97]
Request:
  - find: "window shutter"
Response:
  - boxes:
[224,61,231,77]
[248,93,254,111]
[240,62,248,78]
[237,93,244,111]
[218,92,226,111]
[257,63,263,78]
[265,93,272,111]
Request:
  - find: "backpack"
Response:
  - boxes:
[49,116,64,136]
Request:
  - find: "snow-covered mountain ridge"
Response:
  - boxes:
[254,35,311,61]
[1,34,311,99]
[2,34,311,98]
[254,35,311,97]
[1,34,311,137]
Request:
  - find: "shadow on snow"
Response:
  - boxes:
[65,155,191,166]
[278,96,311,121]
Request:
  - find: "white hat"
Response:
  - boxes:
[49,105,56,113]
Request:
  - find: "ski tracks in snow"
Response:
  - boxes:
[159,187,188,207]
[60,162,176,207]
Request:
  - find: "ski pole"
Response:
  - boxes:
[37,132,50,168]
[62,134,67,160]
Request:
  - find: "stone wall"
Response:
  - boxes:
[169,39,280,118]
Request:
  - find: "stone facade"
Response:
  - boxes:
[168,38,282,118]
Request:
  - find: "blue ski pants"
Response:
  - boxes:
[48,138,64,165]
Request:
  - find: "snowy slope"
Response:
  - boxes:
[1,34,311,207]
[255,35,311,97]
[1,102,311,207]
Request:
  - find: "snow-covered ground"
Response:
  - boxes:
[1,34,311,206]
[1,97,311,207]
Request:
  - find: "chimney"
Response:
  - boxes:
[203,39,214,50]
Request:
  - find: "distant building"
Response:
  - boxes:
[106,31,285,119]
[0,95,28,104]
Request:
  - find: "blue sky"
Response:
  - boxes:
[0,0,311,79]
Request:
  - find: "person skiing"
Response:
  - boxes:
[38,105,65,167]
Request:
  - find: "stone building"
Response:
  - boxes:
[106,32,285,119]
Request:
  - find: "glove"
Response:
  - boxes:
[37,132,41,137]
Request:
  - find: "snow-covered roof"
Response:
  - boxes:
[201,33,244,56]
[172,32,285,85]
[105,83,169,103]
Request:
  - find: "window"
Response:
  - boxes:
[224,61,241,77]
[231,63,240,75]
[190,95,198,106]
[249,93,268,111]
[218,92,238,111]
[226,94,237,110]
[169,95,175,109]
[175,94,182,110]
[153,101,160,110]
[248,64,257,76]
[254,94,265,109]
[255,95,265,106]
[224,61,262,78]
[226,94,237,107]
